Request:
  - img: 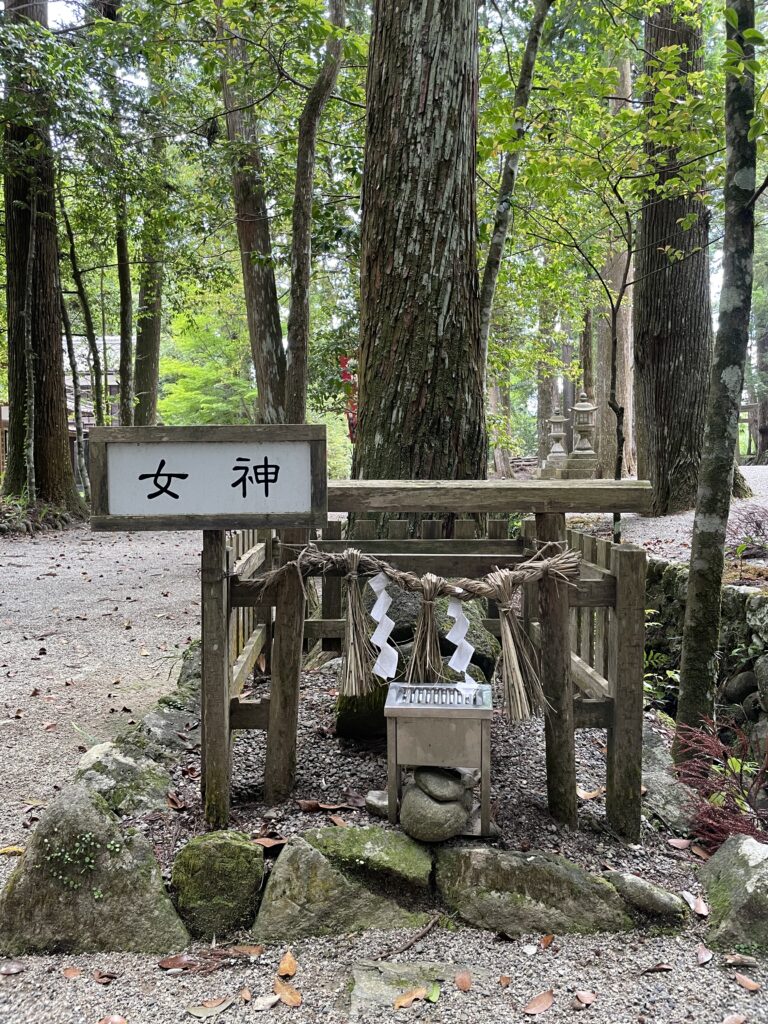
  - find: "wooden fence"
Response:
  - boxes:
[202,479,651,838]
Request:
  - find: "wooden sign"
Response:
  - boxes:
[89,425,327,531]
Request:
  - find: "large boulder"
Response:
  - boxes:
[0,785,188,954]
[436,846,632,935]
[723,669,758,705]
[642,722,697,833]
[253,837,428,941]
[755,656,768,712]
[350,961,495,1018]
[700,835,768,948]
[399,783,469,843]
[303,826,432,889]
[123,705,201,764]
[172,831,263,938]
[75,741,171,816]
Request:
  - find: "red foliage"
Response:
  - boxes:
[675,719,768,851]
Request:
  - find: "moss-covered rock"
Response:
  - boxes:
[253,838,428,941]
[400,784,469,842]
[435,598,500,682]
[75,741,171,816]
[303,826,432,889]
[172,831,263,938]
[0,785,188,954]
[642,722,697,834]
[700,835,768,948]
[604,871,688,923]
[335,682,389,741]
[436,845,632,935]
[119,706,200,764]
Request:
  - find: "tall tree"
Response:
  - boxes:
[634,5,712,515]
[675,0,756,751]
[2,0,83,511]
[356,0,486,484]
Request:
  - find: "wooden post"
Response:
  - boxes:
[257,528,274,673]
[321,520,342,652]
[264,527,306,804]
[201,529,231,828]
[606,544,645,841]
[421,519,442,540]
[387,519,409,540]
[593,537,612,677]
[535,511,578,828]
[580,534,596,667]
[454,518,476,539]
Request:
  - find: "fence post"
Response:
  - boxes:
[321,520,342,653]
[535,512,578,828]
[580,534,597,667]
[264,527,306,803]
[201,529,231,828]
[606,544,646,841]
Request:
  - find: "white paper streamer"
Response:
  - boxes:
[368,572,399,680]
[446,594,476,677]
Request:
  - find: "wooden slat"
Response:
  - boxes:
[328,479,653,514]
[230,625,267,696]
[321,521,343,653]
[420,520,442,539]
[535,512,577,828]
[229,696,271,731]
[314,539,524,554]
[201,530,231,828]
[454,518,477,539]
[593,537,612,678]
[387,519,409,539]
[606,544,646,842]
[573,696,613,730]
[568,578,616,607]
[580,534,597,666]
[233,542,267,580]
[568,529,580,653]
[89,424,325,443]
[528,621,610,699]
[353,518,377,541]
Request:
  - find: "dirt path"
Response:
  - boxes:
[0,525,200,886]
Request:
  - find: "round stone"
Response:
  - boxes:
[414,768,466,803]
[399,784,469,842]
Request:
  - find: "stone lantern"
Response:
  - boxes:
[571,391,597,458]
[546,408,569,466]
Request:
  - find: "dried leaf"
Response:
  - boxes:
[273,977,302,1007]
[297,799,321,812]
[394,987,427,1010]
[159,953,198,971]
[98,1017,128,1024]
[724,953,758,968]
[641,963,673,975]
[328,813,348,827]
[574,991,596,1006]
[251,994,280,1011]
[239,988,251,1002]
[668,838,692,850]
[734,972,762,992]
[93,969,118,985]
[278,950,298,978]
[228,945,264,958]
[681,890,698,911]
[696,943,714,965]
[523,989,554,1014]
[499,975,511,988]
[185,995,237,1019]
[42,721,57,732]
[691,844,711,861]
[0,960,24,975]
[252,837,287,850]
[693,896,709,917]
[455,970,472,992]
[576,785,605,801]
[539,933,555,949]
[166,791,187,811]
[0,845,24,856]
[317,802,347,811]
[722,1015,748,1024]
[62,966,82,979]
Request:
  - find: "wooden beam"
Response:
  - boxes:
[230,625,267,697]
[328,479,652,515]
[528,621,611,699]
[229,696,271,731]
[573,696,613,730]
[232,542,267,581]
[313,538,524,554]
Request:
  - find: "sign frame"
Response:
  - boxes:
[89,424,327,531]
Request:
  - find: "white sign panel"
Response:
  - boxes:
[90,425,326,531]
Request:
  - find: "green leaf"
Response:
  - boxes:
[425,982,441,1003]
[725,7,739,28]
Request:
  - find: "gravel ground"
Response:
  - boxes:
[1,524,767,1023]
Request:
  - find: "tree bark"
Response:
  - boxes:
[478,0,553,379]
[23,189,38,504]
[675,0,755,753]
[356,0,486,488]
[580,307,593,395]
[115,195,133,426]
[757,327,768,458]
[133,255,163,426]
[61,293,90,503]
[284,0,345,423]
[2,0,82,511]
[634,4,712,514]
[218,18,286,424]
[58,191,104,425]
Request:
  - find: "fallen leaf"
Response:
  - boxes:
[159,953,198,971]
[697,943,714,965]
[523,989,554,1014]
[273,977,302,1007]
[328,813,348,827]
[278,950,298,978]
[42,721,57,732]
[574,991,596,1006]
[228,945,264,958]
[97,1017,128,1024]
[317,802,347,811]
[62,966,82,979]
[185,995,237,1019]
[93,969,118,985]
[166,791,187,811]
[0,845,24,856]
[251,994,280,1012]
[253,837,287,850]
[499,975,511,988]
[0,960,24,976]
[297,799,321,812]
[734,972,762,992]
[394,986,427,1010]
[641,964,673,975]
[668,838,692,850]
[691,844,711,861]
[576,786,605,801]
[724,953,758,968]
[722,1015,747,1024]
[539,933,555,949]
[693,896,709,917]
[425,981,440,1003]
[239,988,251,1002]
[455,969,472,992]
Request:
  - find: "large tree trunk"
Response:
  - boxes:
[634,5,711,514]
[594,255,632,478]
[356,0,485,486]
[757,327,768,459]
[580,307,593,395]
[284,0,345,424]
[675,0,755,753]
[218,18,286,424]
[2,0,82,512]
[61,293,90,503]
[116,196,133,426]
[133,255,163,426]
